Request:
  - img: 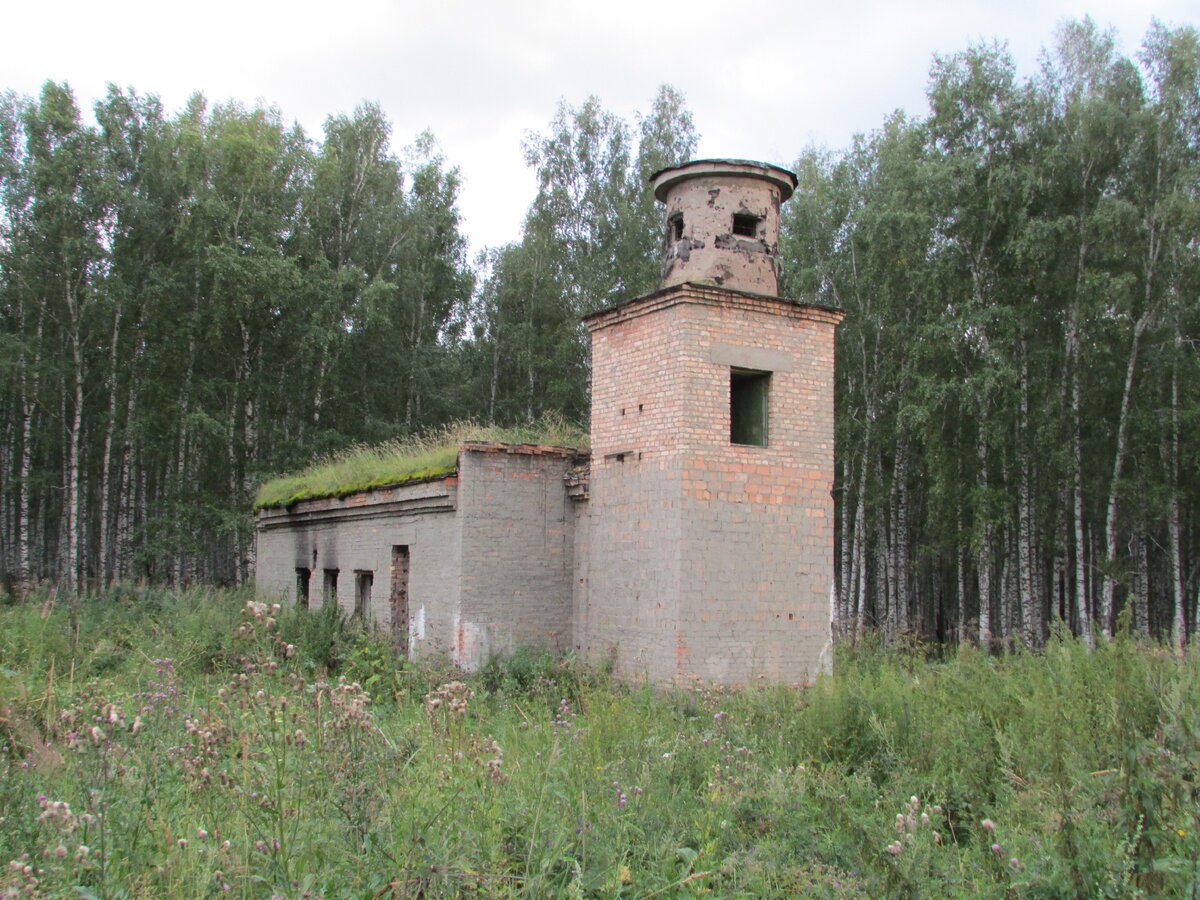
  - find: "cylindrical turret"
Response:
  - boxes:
[651,159,796,296]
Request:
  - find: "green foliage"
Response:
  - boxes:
[254,414,587,509]
[780,20,1200,647]
[3,588,1200,896]
[255,443,458,509]
[462,86,699,424]
[0,87,479,585]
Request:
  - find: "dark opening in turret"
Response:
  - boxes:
[668,213,684,244]
[732,213,759,238]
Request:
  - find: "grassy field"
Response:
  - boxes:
[1,587,1198,898]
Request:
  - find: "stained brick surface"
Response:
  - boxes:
[579,284,843,685]
[255,479,461,657]
[258,162,843,686]
[457,445,576,662]
[255,446,577,669]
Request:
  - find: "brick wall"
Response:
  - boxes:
[254,281,842,687]
[581,284,843,685]
[255,478,462,659]
[255,445,580,671]
[457,444,578,664]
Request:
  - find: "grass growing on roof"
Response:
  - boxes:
[254,415,588,510]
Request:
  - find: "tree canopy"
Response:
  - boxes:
[1,22,1197,650]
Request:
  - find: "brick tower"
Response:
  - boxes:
[575,159,844,685]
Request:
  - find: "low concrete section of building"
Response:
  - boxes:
[457,443,578,663]
[254,444,580,670]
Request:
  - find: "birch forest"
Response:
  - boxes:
[784,20,1200,649]
[1,20,1198,650]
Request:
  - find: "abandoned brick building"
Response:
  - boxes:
[255,159,844,685]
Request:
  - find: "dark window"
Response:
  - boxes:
[355,570,373,619]
[667,213,684,245]
[295,568,310,608]
[732,213,759,238]
[731,369,769,447]
[323,568,339,605]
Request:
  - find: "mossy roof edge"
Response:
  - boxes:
[253,464,459,512]
[253,439,586,513]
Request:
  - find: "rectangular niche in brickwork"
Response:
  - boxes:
[354,570,373,619]
[731,368,769,447]
[295,567,310,608]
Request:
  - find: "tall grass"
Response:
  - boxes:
[1,586,1198,897]
[254,414,588,510]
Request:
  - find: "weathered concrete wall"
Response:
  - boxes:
[254,478,462,659]
[255,445,580,672]
[581,284,842,685]
[653,160,796,296]
[456,444,578,666]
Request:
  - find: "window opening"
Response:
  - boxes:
[355,570,373,619]
[732,213,760,238]
[730,369,769,447]
[667,213,684,245]
[295,568,310,609]
[323,568,339,606]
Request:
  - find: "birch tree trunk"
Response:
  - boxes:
[1017,340,1040,646]
[227,382,242,588]
[64,283,85,593]
[1102,152,1163,636]
[957,501,969,645]
[240,330,259,584]
[17,305,45,583]
[977,431,993,648]
[1001,544,1017,649]
[98,299,124,585]
[405,260,428,432]
[890,436,910,636]
[0,417,11,581]
[488,334,501,426]
[851,453,869,640]
[1168,354,1186,653]
[1129,530,1149,637]
[114,335,142,582]
[837,453,854,637]
[1066,234,1093,648]
[173,267,200,586]
[1100,309,1150,638]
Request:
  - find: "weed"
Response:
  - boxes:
[1,592,1199,896]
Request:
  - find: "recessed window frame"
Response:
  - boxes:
[354,570,373,619]
[323,568,339,606]
[730,368,770,448]
[667,212,684,246]
[295,567,311,608]
[732,212,760,238]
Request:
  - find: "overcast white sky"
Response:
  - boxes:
[3,1,1193,257]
